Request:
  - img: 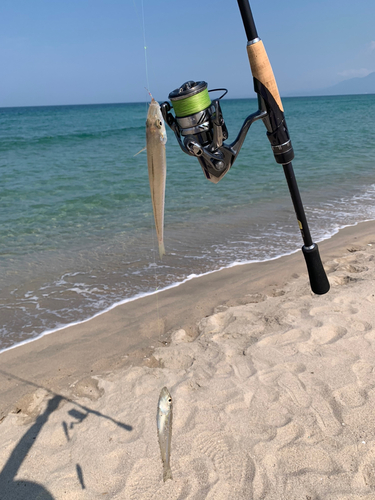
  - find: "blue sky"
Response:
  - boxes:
[1,0,375,107]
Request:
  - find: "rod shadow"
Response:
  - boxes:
[0,369,133,431]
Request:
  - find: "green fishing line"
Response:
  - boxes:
[171,88,211,117]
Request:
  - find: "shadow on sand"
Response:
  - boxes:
[0,395,61,499]
[0,370,133,498]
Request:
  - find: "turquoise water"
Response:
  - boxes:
[1,95,375,350]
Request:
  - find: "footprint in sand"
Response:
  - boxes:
[310,391,343,437]
[277,444,335,476]
[190,457,212,498]
[343,264,368,274]
[123,457,188,499]
[333,295,359,308]
[277,372,311,408]
[70,376,104,401]
[194,429,254,492]
[258,328,308,347]
[347,246,365,253]
[351,361,375,388]
[325,260,340,274]
[335,384,367,408]
[244,293,266,303]
[358,447,375,490]
[205,453,255,499]
[153,346,195,370]
[309,325,347,345]
[275,421,304,449]
[353,320,372,333]
[199,310,237,336]
[227,353,256,381]
[310,300,358,317]
[329,275,358,286]
[195,430,232,477]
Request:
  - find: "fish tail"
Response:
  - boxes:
[158,241,165,259]
[163,465,173,482]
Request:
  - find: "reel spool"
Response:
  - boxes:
[161,80,266,183]
[169,81,225,160]
[169,81,212,119]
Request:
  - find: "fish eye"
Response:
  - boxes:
[168,397,172,402]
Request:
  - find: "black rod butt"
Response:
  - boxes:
[302,243,330,295]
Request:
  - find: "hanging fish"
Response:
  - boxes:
[157,386,173,481]
[146,97,167,258]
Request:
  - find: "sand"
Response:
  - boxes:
[1,220,375,499]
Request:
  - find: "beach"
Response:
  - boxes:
[2,96,375,352]
[1,219,375,499]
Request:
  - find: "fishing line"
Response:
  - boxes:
[132,0,151,102]
[136,0,163,338]
[140,0,150,95]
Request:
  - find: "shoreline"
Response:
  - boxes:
[0,250,302,356]
[1,219,375,420]
[2,218,373,357]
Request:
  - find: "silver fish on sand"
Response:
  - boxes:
[146,98,167,258]
[157,386,173,481]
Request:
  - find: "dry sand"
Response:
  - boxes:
[1,220,375,499]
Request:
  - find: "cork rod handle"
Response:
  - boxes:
[247,40,284,112]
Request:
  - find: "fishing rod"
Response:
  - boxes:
[161,0,330,295]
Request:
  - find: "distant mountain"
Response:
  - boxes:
[287,72,375,97]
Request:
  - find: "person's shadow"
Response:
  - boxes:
[0,370,133,498]
[0,396,62,499]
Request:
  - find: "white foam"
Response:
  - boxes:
[0,247,301,355]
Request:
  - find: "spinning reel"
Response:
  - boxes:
[161,81,267,184]
[159,0,330,296]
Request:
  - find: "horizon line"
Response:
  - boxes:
[1,92,374,110]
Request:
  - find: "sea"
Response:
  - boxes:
[1,94,375,352]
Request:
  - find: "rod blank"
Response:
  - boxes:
[236,0,258,41]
